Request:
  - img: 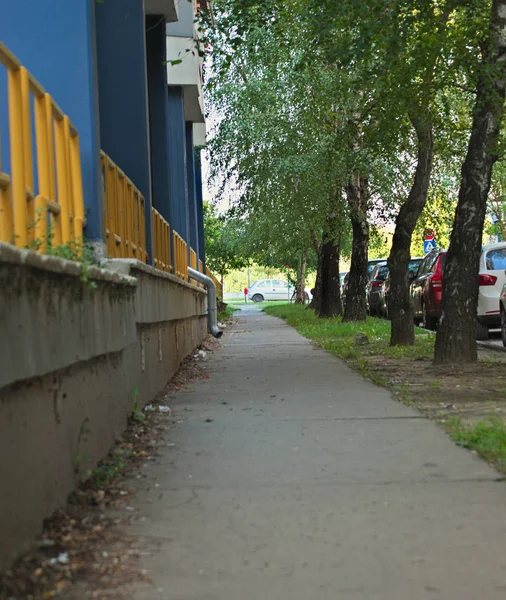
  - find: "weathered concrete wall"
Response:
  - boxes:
[0,245,208,566]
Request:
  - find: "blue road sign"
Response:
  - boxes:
[423,239,437,254]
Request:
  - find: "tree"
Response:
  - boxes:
[342,175,369,321]
[206,0,346,316]
[435,0,506,363]
[203,203,248,289]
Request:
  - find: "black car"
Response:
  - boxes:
[342,258,388,308]
[366,262,388,316]
[381,257,424,318]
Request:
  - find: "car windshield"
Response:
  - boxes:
[375,265,389,281]
[408,259,422,275]
[485,248,506,270]
[368,261,386,278]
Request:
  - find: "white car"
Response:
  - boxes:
[477,242,506,339]
[248,279,312,302]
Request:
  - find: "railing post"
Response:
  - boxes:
[8,64,27,247]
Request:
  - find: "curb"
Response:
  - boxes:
[476,340,506,352]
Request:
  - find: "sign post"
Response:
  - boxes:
[423,228,437,254]
[243,287,248,304]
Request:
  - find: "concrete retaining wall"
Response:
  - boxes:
[0,244,208,567]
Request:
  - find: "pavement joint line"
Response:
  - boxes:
[134,477,504,491]
[276,416,424,421]
[161,415,425,422]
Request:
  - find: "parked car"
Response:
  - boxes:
[410,250,446,329]
[341,272,350,304]
[380,257,424,318]
[477,242,506,339]
[248,279,312,302]
[366,262,388,316]
[500,284,506,346]
[342,259,387,307]
[411,243,506,338]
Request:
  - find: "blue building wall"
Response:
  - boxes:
[167,87,189,244]
[95,0,153,261]
[0,0,103,240]
[146,16,174,243]
[195,150,206,266]
[185,123,199,257]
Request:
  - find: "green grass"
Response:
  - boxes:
[448,417,506,472]
[218,304,240,322]
[228,300,292,309]
[263,304,434,363]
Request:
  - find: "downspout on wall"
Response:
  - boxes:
[188,267,223,338]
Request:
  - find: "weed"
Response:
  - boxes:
[25,214,99,289]
[84,456,128,488]
[218,304,240,322]
[130,387,146,423]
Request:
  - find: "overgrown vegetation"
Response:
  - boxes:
[218,303,239,322]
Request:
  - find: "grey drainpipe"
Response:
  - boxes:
[188,267,223,338]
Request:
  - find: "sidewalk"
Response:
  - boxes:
[126,305,506,599]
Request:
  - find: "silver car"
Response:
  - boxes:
[248,279,312,302]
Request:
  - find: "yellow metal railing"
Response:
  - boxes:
[173,230,188,281]
[206,267,223,300]
[0,42,85,252]
[189,247,198,285]
[152,208,171,272]
[101,151,147,262]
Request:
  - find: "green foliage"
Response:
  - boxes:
[449,417,506,471]
[205,0,483,277]
[204,202,248,280]
[26,212,99,288]
[130,387,145,423]
[217,304,239,322]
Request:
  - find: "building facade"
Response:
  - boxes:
[0,0,216,567]
[0,0,208,270]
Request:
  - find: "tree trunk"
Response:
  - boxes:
[294,249,307,304]
[434,0,506,363]
[389,114,434,346]
[343,175,369,322]
[316,222,342,318]
[307,247,323,311]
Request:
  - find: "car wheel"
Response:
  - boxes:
[501,308,506,347]
[475,319,489,341]
[252,294,264,303]
[422,302,436,330]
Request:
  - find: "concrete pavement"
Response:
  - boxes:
[128,305,506,599]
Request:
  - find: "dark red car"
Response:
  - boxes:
[410,250,447,329]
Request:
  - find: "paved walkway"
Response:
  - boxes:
[129,306,506,599]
